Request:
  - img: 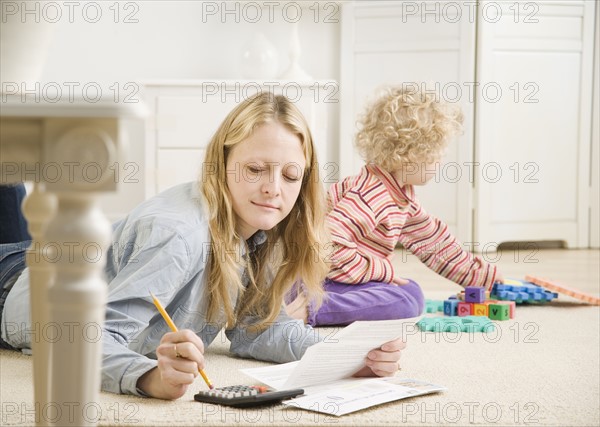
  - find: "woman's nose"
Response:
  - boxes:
[261,173,281,196]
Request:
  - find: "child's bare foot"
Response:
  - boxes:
[284,293,308,323]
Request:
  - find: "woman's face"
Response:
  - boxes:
[226,121,306,240]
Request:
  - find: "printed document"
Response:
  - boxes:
[241,318,445,416]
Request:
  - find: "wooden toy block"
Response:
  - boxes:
[472,303,488,317]
[465,286,486,303]
[525,275,600,306]
[488,303,510,320]
[444,299,459,316]
[457,302,472,316]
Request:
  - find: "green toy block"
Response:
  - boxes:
[416,316,495,333]
[424,299,444,313]
[488,303,510,320]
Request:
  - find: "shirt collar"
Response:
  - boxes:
[241,230,267,257]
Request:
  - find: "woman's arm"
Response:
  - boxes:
[226,306,320,363]
[101,221,203,397]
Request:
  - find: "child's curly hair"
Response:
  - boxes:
[355,86,464,171]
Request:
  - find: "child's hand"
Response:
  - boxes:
[392,276,409,285]
[353,338,406,377]
[284,293,309,323]
[495,272,505,284]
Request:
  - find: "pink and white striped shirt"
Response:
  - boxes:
[326,164,497,290]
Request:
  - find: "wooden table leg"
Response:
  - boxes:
[22,183,57,427]
[43,193,110,426]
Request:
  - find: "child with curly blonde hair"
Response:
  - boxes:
[286,86,502,326]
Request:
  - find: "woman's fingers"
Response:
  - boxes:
[364,338,405,376]
[381,338,406,352]
[157,329,207,385]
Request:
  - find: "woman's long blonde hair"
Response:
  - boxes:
[201,92,328,330]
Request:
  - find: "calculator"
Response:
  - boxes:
[194,385,304,408]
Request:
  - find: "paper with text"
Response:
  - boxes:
[283,317,420,389]
[239,318,445,415]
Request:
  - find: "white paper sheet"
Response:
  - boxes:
[239,318,445,415]
[283,317,420,389]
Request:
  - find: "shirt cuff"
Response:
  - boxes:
[120,357,158,397]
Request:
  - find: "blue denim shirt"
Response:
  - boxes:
[1,182,319,396]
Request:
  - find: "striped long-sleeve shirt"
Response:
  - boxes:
[326,164,498,290]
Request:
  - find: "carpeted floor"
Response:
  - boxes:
[1,249,599,426]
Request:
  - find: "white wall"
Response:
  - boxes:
[26,1,341,220]
[37,1,340,83]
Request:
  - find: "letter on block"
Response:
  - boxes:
[488,303,510,320]
[465,286,486,303]
[497,301,516,319]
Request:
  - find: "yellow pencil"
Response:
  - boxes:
[150,292,215,389]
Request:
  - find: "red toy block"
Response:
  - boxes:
[457,302,472,316]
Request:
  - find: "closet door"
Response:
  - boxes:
[591,3,599,249]
[340,1,477,244]
[475,0,596,248]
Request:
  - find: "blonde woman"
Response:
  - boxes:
[287,86,502,326]
[0,92,405,399]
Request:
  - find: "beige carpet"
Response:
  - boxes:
[1,249,599,426]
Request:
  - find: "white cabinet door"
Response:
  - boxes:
[340,1,476,244]
[475,0,596,248]
[591,2,600,249]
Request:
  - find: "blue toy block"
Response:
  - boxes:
[417,316,495,333]
[444,299,459,316]
[491,279,558,304]
[465,287,486,303]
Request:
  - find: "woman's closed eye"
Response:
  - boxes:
[284,174,302,183]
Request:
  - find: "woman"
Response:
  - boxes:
[0,92,405,399]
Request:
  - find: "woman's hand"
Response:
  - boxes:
[353,337,406,377]
[137,329,206,399]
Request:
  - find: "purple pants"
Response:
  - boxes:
[306,279,425,327]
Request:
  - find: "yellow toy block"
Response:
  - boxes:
[473,303,488,316]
